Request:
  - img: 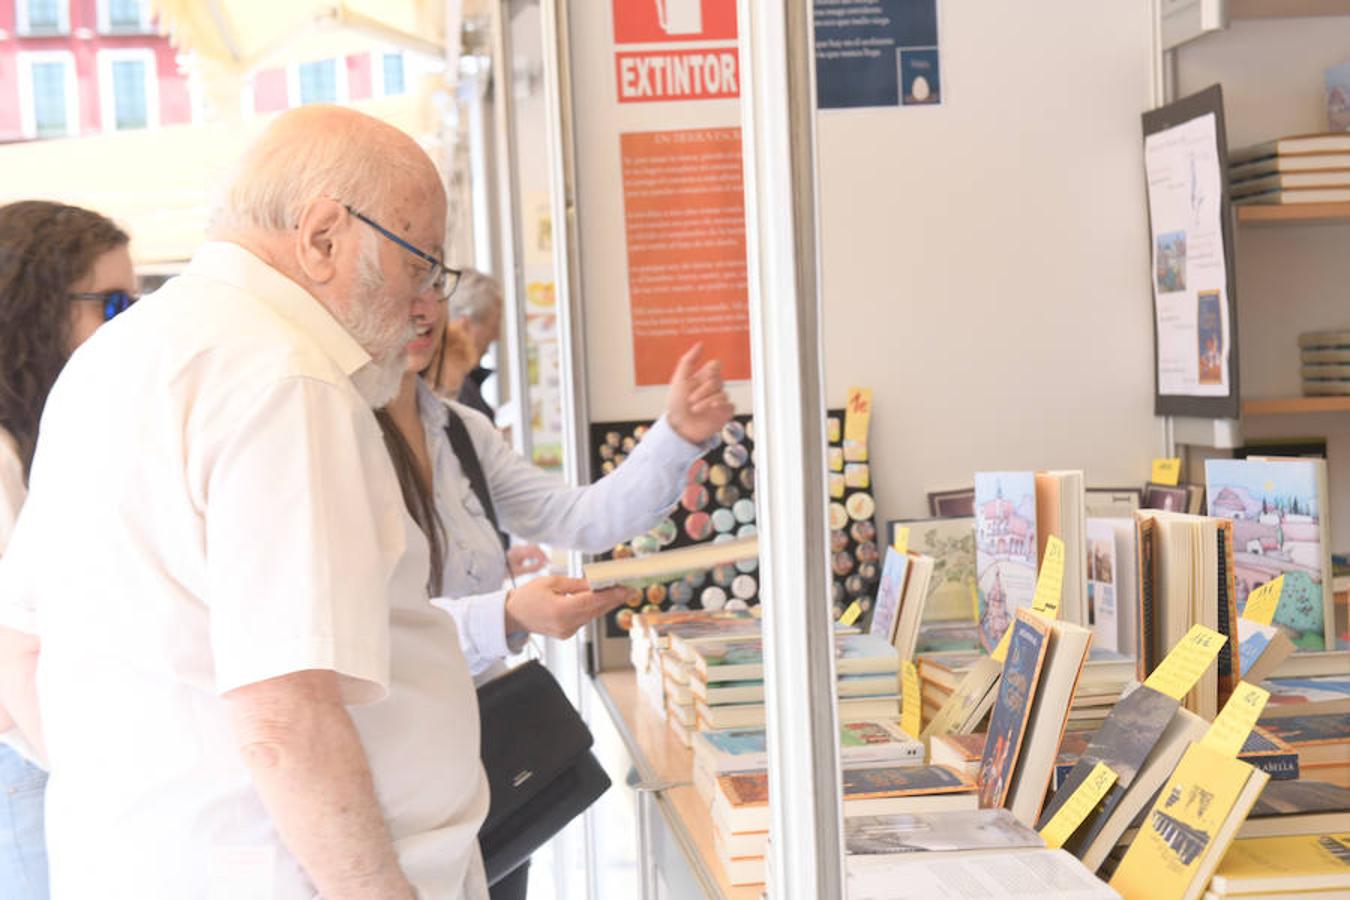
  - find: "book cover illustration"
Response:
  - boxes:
[870,548,910,643]
[974,472,1039,651]
[1205,458,1328,650]
[1257,712,1350,746]
[1197,290,1224,385]
[718,771,770,808]
[842,720,910,748]
[1085,519,1120,653]
[842,764,972,800]
[891,517,977,623]
[977,613,1050,808]
[1110,743,1259,895]
[844,809,1044,855]
[1263,675,1350,708]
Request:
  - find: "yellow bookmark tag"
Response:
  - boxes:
[893,526,910,555]
[1040,762,1118,849]
[991,537,1066,664]
[901,660,922,737]
[969,578,980,622]
[843,387,872,462]
[1241,575,1284,626]
[1151,457,1182,486]
[1202,681,1270,758]
[1142,624,1227,701]
[839,601,862,627]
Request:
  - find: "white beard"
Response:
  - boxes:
[340,234,414,408]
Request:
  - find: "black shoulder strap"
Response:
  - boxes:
[442,405,510,552]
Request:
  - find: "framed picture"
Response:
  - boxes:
[927,487,975,518]
[1085,486,1144,519]
[1141,482,1189,513]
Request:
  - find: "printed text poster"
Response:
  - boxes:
[620,128,751,385]
[815,0,941,109]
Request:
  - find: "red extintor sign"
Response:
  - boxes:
[613,0,739,103]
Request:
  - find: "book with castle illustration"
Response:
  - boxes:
[1109,741,1270,900]
[1204,457,1334,652]
[975,473,1040,651]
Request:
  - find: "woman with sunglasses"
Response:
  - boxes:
[0,200,133,899]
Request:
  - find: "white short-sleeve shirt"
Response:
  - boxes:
[0,242,488,900]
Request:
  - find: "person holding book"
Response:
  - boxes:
[0,199,135,900]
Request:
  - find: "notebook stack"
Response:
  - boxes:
[1299,329,1350,397]
[711,763,978,887]
[1228,132,1350,205]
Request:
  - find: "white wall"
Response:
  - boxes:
[1177,15,1350,542]
[816,1,1161,524]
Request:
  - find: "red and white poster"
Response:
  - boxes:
[613,0,739,103]
[620,128,751,386]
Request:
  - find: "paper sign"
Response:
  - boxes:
[1151,457,1182,486]
[893,527,910,555]
[1142,624,1227,700]
[901,660,921,737]
[991,537,1066,663]
[839,601,862,626]
[1241,575,1284,626]
[843,387,872,462]
[1203,681,1270,758]
[1040,762,1118,849]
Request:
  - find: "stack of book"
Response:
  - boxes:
[1206,834,1350,899]
[711,763,978,886]
[1257,712,1350,788]
[1299,329,1350,397]
[628,608,758,716]
[1228,132,1350,205]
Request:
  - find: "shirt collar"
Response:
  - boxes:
[184,242,372,379]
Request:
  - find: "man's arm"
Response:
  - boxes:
[225,669,414,900]
[0,625,44,761]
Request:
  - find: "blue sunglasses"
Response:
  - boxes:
[70,290,137,321]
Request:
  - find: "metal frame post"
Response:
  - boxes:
[738,1,846,897]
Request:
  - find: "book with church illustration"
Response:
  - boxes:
[975,472,1039,651]
[1108,741,1270,900]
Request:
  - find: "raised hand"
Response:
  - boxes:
[665,343,736,445]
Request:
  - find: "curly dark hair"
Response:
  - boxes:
[0,201,128,479]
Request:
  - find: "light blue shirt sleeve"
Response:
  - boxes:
[434,587,528,679]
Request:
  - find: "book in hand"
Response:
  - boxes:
[713,763,976,835]
[693,632,899,682]
[583,534,757,588]
[844,808,1044,856]
[846,848,1120,900]
[1207,833,1350,897]
[1108,742,1271,900]
[976,610,1051,811]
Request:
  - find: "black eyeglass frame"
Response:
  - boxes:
[69,289,137,322]
[343,204,461,301]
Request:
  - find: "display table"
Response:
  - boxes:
[593,670,762,900]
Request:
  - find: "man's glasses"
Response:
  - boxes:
[70,290,137,321]
[344,205,461,301]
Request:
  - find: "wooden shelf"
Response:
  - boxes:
[596,670,761,900]
[1229,0,1350,18]
[1236,202,1350,225]
[1241,396,1350,416]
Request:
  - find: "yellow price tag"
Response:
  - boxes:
[1040,762,1118,849]
[991,540,1066,664]
[1241,575,1284,626]
[1151,457,1182,486]
[969,578,980,622]
[839,601,862,627]
[1142,624,1227,701]
[901,660,922,737]
[843,387,872,462]
[893,526,910,555]
[1202,681,1270,757]
[990,624,1013,664]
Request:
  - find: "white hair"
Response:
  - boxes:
[210,107,417,234]
[447,268,503,323]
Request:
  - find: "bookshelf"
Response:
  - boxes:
[1242,396,1350,416]
[1237,202,1350,226]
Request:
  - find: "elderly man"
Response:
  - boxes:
[445,269,504,422]
[0,107,494,898]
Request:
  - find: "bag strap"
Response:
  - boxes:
[442,405,511,555]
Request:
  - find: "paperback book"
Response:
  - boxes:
[888,516,976,622]
[977,610,1050,810]
[975,472,1039,651]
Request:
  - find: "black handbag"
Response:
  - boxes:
[442,407,612,886]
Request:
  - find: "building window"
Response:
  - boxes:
[18,52,79,139]
[382,52,406,96]
[297,60,339,105]
[98,50,159,131]
[19,0,69,35]
[103,0,150,33]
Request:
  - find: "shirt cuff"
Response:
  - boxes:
[646,414,717,461]
[452,589,529,674]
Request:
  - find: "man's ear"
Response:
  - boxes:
[294,198,346,285]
